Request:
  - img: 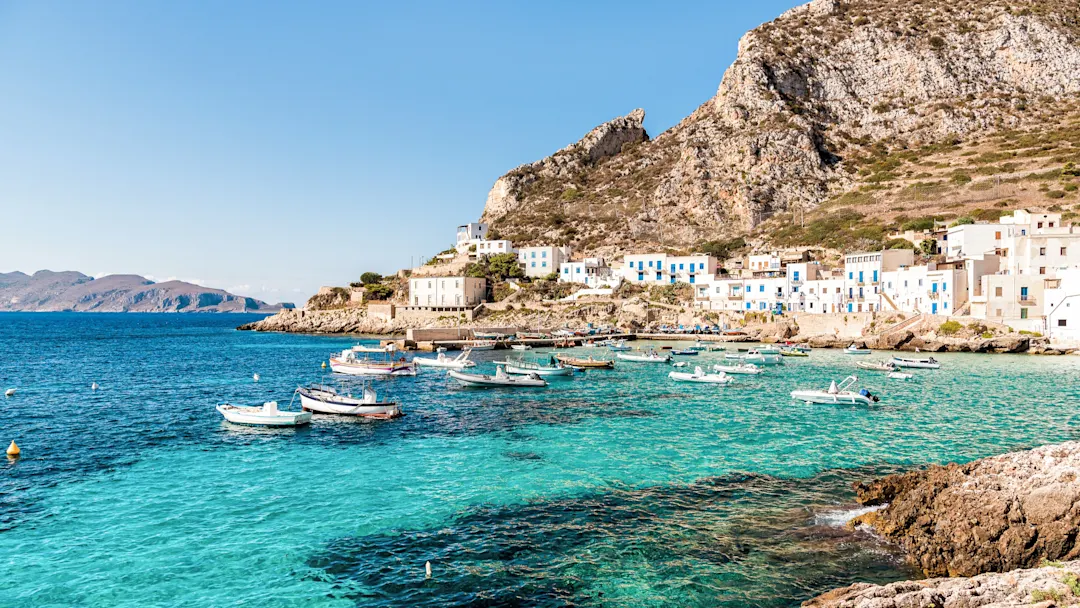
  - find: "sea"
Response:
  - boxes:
[1,312,1078,607]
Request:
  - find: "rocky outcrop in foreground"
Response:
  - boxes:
[805,560,1080,608]
[851,442,1080,578]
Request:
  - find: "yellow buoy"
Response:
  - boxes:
[321,361,327,369]
[6,440,20,457]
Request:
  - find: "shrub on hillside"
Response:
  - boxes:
[360,272,383,285]
[884,238,915,250]
[939,320,962,335]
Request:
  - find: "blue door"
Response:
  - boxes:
[932,302,938,314]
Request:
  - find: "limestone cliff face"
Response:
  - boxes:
[481,0,1080,251]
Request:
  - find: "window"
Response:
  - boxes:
[1039,267,1046,275]
[679,263,685,270]
[656,272,661,281]
[1038,222,1044,229]
[1021,308,1029,319]
[638,272,644,281]
[995,231,1001,239]
[1062,247,1068,255]
[858,271,864,283]
[995,287,1003,297]
[542,262,547,268]
[1021,287,1029,299]
[1058,319,1068,327]
[531,262,536,268]
[848,272,853,280]
[563,267,569,274]
[699,263,705,270]
[759,285,764,292]
[793,271,800,281]
[872,270,878,282]
[942,282,947,292]
[648,261,653,268]
[530,251,536,258]
[1040,247,1046,256]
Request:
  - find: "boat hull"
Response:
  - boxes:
[616,354,671,363]
[890,358,941,369]
[216,405,311,426]
[844,349,872,355]
[413,357,474,370]
[505,365,573,377]
[668,372,733,384]
[446,370,547,387]
[789,391,873,406]
[330,359,416,376]
[712,365,763,375]
[298,392,401,418]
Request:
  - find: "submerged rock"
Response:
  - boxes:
[804,560,1080,608]
[850,442,1080,578]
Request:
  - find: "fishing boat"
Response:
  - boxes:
[743,350,783,365]
[216,401,312,426]
[887,371,914,380]
[352,344,391,353]
[890,356,941,369]
[844,344,873,355]
[855,360,897,372]
[607,340,632,352]
[688,341,709,352]
[447,366,548,388]
[712,363,764,375]
[671,348,699,356]
[297,384,402,419]
[616,349,672,363]
[791,376,879,405]
[413,350,476,370]
[496,358,574,377]
[510,344,531,351]
[756,345,781,355]
[706,344,726,352]
[552,354,615,369]
[461,340,497,351]
[785,343,812,353]
[329,349,417,376]
[779,348,808,357]
[669,366,734,384]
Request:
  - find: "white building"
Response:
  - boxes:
[843,249,914,313]
[747,253,782,276]
[1044,269,1080,343]
[623,253,718,285]
[800,278,847,314]
[472,239,515,258]
[456,222,489,252]
[945,223,1001,260]
[559,257,620,288]
[970,273,1046,331]
[518,245,570,278]
[880,263,968,316]
[784,262,825,312]
[409,276,487,307]
[695,275,786,312]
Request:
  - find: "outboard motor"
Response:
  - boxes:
[860,388,881,403]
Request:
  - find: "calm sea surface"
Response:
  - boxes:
[2,313,1079,607]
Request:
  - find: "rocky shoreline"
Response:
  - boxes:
[806,441,1080,606]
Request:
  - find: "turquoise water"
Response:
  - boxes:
[2,313,1079,606]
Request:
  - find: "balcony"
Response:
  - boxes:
[1018,296,1037,305]
[728,293,744,300]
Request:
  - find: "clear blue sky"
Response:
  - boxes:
[0,0,803,303]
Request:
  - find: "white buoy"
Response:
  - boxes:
[91,382,99,391]
[253,373,260,382]
[425,561,432,579]
[4,388,15,397]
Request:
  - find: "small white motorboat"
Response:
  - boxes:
[616,350,672,363]
[510,344,531,351]
[672,361,689,368]
[447,366,547,388]
[352,344,391,353]
[4,388,15,397]
[756,345,781,355]
[856,360,897,372]
[496,359,574,377]
[217,401,312,426]
[669,366,734,384]
[746,350,783,365]
[461,340,497,351]
[608,340,632,352]
[297,384,402,419]
[844,344,872,355]
[329,349,417,376]
[706,344,726,352]
[887,371,914,380]
[712,363,764,375]
[791,376,879,405]
[414,350,476,370]
[890,356,940,369]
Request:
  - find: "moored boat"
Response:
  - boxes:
[756,345,781,355]
[510,344,531,351]
[844,344,873,355]
[790,376,879,405]
[297,384,402,419]
[447,366,548,388]
[552,354,615,369]
[461,340,497,351]
[887,371,914,380]
[329,349,417,376]
[671,348,699,356]
[413,350,476,370]
[608,339,632,352]
[495,358,574,377]
[217,401,312,426]
[712,363,764,375]
[669,366,734,384]
[779,348,808,357]
[890,356,941,369]
[616,349,672,363]
[855,360,897,371]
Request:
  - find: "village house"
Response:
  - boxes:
[518,245,570,278]
[622,253,718,285]
[408,276,487,308]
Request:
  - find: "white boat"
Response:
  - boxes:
[352,344,390,353]
[414,350,476,370]
[4,388,15,397]
[844,344,873,355]
[510,344,531,351]
[890,356,940,369]
[706,345,726,352]
[712,363,764,375]
[329,349,417,376]
[616,350,672,363]
[887,371,914,380]
[791,376,879,405]
[608,340,632,352]
[217,401,312,426]
[297,385,402,419]
[746,350,783,365]
[669,366,734,384]
[447,366,548,388]
[497,359,574,377]
[461,340,497,351]
[672,361,689,368]
[856,360,896,372]
[756,345,781,355]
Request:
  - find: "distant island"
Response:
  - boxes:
[0,270,291,313]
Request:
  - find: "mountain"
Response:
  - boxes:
[481,0,1080,255]
[0,270,286,313]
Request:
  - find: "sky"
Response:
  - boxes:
[0,0,804,303]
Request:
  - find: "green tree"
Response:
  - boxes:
[919,238,938,257]
[486,253,524,280]
[364,284,393,301]
[360,272,383,285]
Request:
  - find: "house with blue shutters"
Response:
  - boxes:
[621,253,718,285]
[842,249,914,313]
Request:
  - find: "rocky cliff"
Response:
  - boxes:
[0,270,283,313]
[482,0,1080,253]
[851,441,1080,578]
